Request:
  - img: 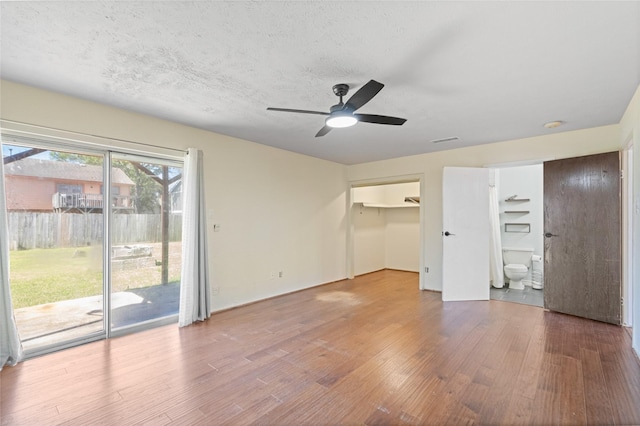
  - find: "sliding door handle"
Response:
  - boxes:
[544,232,559,238]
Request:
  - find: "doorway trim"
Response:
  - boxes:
[347,173,426,289]
[622,141,634,327]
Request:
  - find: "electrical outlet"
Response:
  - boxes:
[213,224,221,232]
[270,271,276,279]
[425,267,429,273]
[278,271,283,278]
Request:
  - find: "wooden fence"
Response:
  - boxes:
[7,212,182,250]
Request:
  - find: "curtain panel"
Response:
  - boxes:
[178,148,211,327]
[0,141,24,369]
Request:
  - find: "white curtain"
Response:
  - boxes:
[178,148,211,327]
[1,142,24,369]
[489,172,504,288]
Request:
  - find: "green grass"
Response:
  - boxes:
[10,247,103,309]
[9,245,181,309]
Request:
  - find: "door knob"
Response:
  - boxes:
[443,231,455,237]
[544,232,558,238]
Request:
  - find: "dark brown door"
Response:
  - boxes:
[544,151,621,324]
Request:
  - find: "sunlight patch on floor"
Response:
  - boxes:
[315,291,362,306]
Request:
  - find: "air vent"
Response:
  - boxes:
[430,136,459,144]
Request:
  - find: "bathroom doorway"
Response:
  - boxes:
[489,163,544,308]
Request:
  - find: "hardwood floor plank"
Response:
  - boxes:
[532,357,564,425]
[502,393,535,425]
[2,270,639,426]
[598,338,640,425]
[580,347,615,425]
[514,323,545,400]
[559,355,587,424]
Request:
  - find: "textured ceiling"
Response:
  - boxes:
[1,1,639,165]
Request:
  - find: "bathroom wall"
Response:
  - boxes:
[497,164,544,284]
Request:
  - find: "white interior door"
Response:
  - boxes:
[442,167,490,301]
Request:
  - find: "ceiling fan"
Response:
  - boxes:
[267,80,407,137]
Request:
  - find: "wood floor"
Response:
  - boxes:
[2,270,640,425]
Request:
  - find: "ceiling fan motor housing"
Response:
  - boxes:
[331,84,351,111]
[332,84,349,97]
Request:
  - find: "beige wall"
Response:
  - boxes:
[1,80,348,312]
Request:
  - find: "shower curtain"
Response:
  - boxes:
[489,177,504,288]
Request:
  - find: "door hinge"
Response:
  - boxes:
[620,170,624,179]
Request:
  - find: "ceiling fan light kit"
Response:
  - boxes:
[267,80,407,137]
[326,113,357,128]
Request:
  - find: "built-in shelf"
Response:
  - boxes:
[505,198,530,202]
[503,210,530,214]
[505,223,530,233]
[356,202,419,209]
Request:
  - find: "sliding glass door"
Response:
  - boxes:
[109,154,182,332]
[2,137,183,356]
[3,144,106,353]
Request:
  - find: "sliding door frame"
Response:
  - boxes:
[1,125,184,357]
[2,134,110,357]
[108,151,184,339]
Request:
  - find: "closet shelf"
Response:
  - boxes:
[356,202,419,209]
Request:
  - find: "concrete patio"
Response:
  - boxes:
[15,282,180,351]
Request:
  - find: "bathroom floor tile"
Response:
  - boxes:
[490,285,543,308]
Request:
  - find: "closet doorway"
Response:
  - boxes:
[349,177,425,289]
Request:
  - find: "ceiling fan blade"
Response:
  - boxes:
[315,125,332,137]
[344,80,384,111]
[267,107,329,116]
[354,114,407,126]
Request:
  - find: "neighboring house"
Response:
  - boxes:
[4,157,135,213]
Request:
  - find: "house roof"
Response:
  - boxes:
[4,158,134,185]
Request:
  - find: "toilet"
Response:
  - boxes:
[502,247,534,290]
